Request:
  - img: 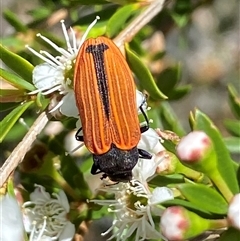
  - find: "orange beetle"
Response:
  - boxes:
[74,36,151,182]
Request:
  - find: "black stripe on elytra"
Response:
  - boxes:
[86,43,110,119]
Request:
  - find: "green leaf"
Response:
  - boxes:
[228,84,240,119]
[3,9,28,32]
[0,68,35,91]
[224,137,240,154]
[193,109,239,194]
[161,139,177,154]
[106,4,139,38]
[0,89,26,102]
[60,154,91,200]
[162,199,212,217]
[159,101,186,136]
[177,183,228,214]
[7,178,15,197]
[73,173,92,200]
[129,37,146,56]
[224,119,240,137]
[170,13,190,28]
[4,117,34,142]
[0,101,34,143]
[167,85,192,100]
[0,103,19,112]
[151,51,166,61]
[73,5,118,26]
[125,46,167,100]
[150,174,184,187]
[156,64,182,95]
[79,156,93,173]
[91,206,109,220]
[27,7,51,21]
[156,64,191,100]
[36,92,49,110]
[0,44,34,83]
[219,228,240,241]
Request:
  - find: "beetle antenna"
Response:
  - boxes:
[65,142,85,156]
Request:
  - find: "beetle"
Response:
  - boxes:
[74,36,151,182]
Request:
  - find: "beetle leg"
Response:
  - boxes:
[139,101,149,133]
[75,127,84,141]
[138,148,152,159]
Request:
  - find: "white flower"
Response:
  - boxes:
[90,130,172,241]
[132,155,165,184]
[0,194,24,241]
[27,16,100,116]
[138,128,164,154]
[228,193,240,230]
[22,184,75,241]
[133,128,165,182]
[91,178,173,241]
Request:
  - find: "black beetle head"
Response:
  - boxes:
[92,145,139,182]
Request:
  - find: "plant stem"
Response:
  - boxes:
[114,0,166,47]
[177,162,204,182]
[210,169,234,203]
[53,170,79,200]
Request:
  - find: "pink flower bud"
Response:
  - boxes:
[176,131,212,163]
[228,193,240,230]
[161,206,188,241]
[160,206,211,240]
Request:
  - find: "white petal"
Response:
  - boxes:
[22,208,34,233]
[136,90,147,109]
[58,190,70,212]
[33,63,63,89]
[59,222,75,241]
[39,236,52,241]
[133,158,156,181]
[60,91,79,118]
[0,194,24,241]
[143,220,165,240]
[228,193,240,229]
[150,187,174,205]
[138,128,164,154]
[30,185,51,202]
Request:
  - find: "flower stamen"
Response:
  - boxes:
[26,45,58,67]
[23,185,75,241]
[36,216,47,241]
[40,50,64,67]
[70,27,77,52]
[41,85,62,95]
[77,16,100,51]
[36,33,72,59]
[61,20,74,55]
